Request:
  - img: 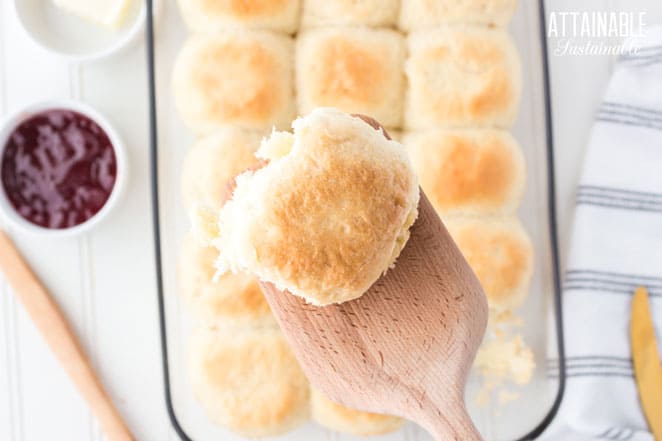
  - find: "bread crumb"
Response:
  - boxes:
[473,310,535,408]
[474,334,535,385]
[498,389,520,404]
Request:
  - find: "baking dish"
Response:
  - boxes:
[146,0,565,439]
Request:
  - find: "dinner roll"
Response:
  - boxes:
[404,129,525,216]
[208,108,419,305]
[399,0,518,31]
[189,327,310,437]
[181,128,264,211]
[296,28,405,128]
[172,32,295,135]
[311,389,405,435]
[445,217,533,311]
[178,234,274,327]
[301,0,398,28]
[177,0,300,34]
[405,28,521,129]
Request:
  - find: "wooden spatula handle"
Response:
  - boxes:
[0,231,134,441]
[420,403,483,441]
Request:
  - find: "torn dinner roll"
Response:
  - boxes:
[201,108,419,306]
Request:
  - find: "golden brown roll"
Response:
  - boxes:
[204,108,419,306]
[301,0,398,28]
[405,28,521,129]
[181,128,264,211]
[178,234,275,327]
[189,327,310,437]
[296,28,405,128]
[399,0,518,30]
[445,217,533,311]
[177,0,301,34]
[311,389,405,435]
[172,32,295,135]
[403,129,525,216]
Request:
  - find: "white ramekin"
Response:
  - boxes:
[0,100,128,237]
[13,0,159,62]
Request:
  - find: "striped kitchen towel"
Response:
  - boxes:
[540,27,662,441]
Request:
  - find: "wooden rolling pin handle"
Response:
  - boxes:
[0,231,134,441]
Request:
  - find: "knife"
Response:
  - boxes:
[630,286,662,440]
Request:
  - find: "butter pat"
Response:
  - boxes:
[52,0,133,29]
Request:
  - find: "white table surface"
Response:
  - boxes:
[1,1,661,440]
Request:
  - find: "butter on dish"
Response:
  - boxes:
[199,108,420,306]
[52,0,133,29]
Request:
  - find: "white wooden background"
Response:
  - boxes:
[1,1,661,440]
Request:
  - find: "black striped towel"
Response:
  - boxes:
[541,27,662,441]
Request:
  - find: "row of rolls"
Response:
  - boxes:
[174,0,531,437]
[172,26,521,134]
[177,0,517,33]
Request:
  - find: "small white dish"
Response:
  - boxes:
[13,0,157,61]
[0,100,128,237]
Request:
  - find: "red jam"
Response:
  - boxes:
[1,109,117,229]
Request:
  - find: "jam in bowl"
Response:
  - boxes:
[0,101,127,236]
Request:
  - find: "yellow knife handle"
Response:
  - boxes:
[631,286,662,440]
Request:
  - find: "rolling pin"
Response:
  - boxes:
[0,231,134,441]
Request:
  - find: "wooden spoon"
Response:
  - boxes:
[260,192,487,440]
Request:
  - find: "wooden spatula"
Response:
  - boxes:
[218,115,488,440]
[259,191,487,440]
